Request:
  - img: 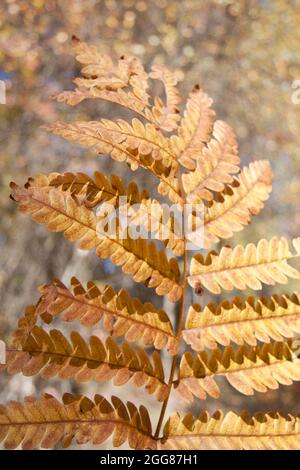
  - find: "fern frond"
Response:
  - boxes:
[28,172,185,255]
[45,119,177,170]
[171,87,215,170]
[27,171,125,208]
[175,340,300,402]
[72,38,150,102]
[39,162,270,255]
[182,120,240,193]
[183,292,300,350]
[71,38,130,87]
[0,393,156,449]
[189,237,300,294]
[159,410,300,450]
[56,85,150,114]
[10,183,182,301]
[201,160,272,248]
[149,64,181,132]
[8,45,300,452]
[75,57,148,98]
[54,38,150,115]
[44,121,182,204]
[5,327,168,401]
[35,278,178,354]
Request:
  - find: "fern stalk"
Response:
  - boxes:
[155,246,188,438]
[154,159,189,437]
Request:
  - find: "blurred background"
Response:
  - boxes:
[1,0,300,449]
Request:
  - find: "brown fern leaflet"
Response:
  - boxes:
[3,39,300,450]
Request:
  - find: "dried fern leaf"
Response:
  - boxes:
[26,171,126,208]
[0,393,156,449]
[171,87,215,170]
[72,38,150,102]
[74,57,148,98]
[10,183,182,301]
[159,410,300,450]
[5,327,168,401]
[55,38,151,114]
[183,292,300,350]
[55,85,150,116]
[182,120,240,193]
[201,160,272,248]
[176,340,300,402]
[189,237,300,294]
[28,172,184,255]
[35,278,178,354]
[149,64,181,132]
[44,121,182,204]
[71,38,122,85]
[45,119,177,169]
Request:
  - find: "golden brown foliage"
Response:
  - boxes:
[189,237,300,294]
[0,393,155,450]
[183,292,300,350]
[3,40,300,450]
[36,278,178,354]
[176,340,300,402]
[10,183,182,302]
[5,325,168,402]
[159,410,300,450]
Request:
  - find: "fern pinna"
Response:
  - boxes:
[3,38,300,450]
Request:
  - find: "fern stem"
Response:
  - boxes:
[154,355,177,438]
[154,242,188,438]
